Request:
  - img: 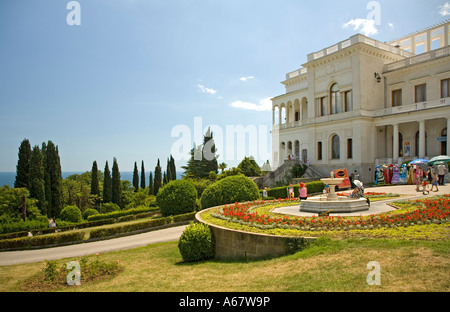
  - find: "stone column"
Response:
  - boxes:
[393,123,399,163]
[447,117,450,155]
[419,120,426,158]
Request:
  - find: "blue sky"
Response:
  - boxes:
[0,0,449,172]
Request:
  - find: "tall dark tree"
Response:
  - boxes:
[166,158,172,182]
[132,161,139,192]
[111,157,121,206]
[45,141,63,218]
[103,161,112,203]
[148,171,154,195]
[90,161,100,208]
[42,142,51,214]
[169,155,176,181]
[154,159,162,195]
[15,139,32,188]
[28,145,46,215]
[140,161,146,189]
[203,127,218,175]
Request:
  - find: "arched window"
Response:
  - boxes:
[330,84,341,115]
[331,135,340,159]
[415,130,427,156]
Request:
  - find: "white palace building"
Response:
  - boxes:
[271,20,450,183]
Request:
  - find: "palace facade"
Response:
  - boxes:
[271,21,450,183]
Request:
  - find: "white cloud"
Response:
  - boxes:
[230,98,272,112]
[240,76,255,82]
[439,2,450,16]
[197,84,217,95]
[388,22,394,30]
[343,18,378,36]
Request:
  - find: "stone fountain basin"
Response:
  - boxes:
[300,196,369,213]
[321,178,344,185]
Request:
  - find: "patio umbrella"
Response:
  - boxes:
[428,155,450,165]
[409,159,429,165]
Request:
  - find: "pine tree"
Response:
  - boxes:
[28,145,46,215]
[154,159,162,195]
[15,139,32,188]
[111,157,121,206]
[133,161,139,192]
[45,141,63,218]
[140,161,146,189]
[181,129,218,179]
[103,161,112,203]
[148,171,154,195]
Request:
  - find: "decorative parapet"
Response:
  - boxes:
[195,208,315,260]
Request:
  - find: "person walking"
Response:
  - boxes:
[437,162,447,186]
[430,167,439,192]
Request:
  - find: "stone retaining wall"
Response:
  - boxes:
[196,209,315,260]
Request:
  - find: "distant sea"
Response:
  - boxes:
[0,171,184,187]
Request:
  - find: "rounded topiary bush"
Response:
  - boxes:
[178,222,215,262]
[100,203,120,214]
[200,174,260,209]
[60,205,82,223]
[156,180,197,217]
[83,208,99,220]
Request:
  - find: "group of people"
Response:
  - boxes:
[374,162,447,190]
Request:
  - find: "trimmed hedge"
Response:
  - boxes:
[89,212,196,239]
[0,212,196,250]
[156,180,197,217]
[0,232,85,250]
[264,181,324,199]
[200,175,261,209]
[87,206,159,222]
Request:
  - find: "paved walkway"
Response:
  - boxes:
[273,183,450,217]
[0,225,187,266]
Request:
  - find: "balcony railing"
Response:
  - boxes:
[384,45,450,72]
[371,97,450,117]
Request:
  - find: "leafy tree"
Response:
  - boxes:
[154,159,162,195]
[140,161,146,189]
[133,161,139,192]
[237,156,261,177]
[111,157,121,207]
[14,139,31,188]
[103,161,112,203]
[219,162,227,174]
[28,145,46,215]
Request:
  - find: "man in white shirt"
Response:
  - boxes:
[437,163,447,186]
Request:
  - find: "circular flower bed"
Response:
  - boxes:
[210,195,450,232]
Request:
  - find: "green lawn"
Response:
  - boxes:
[1,237,449,292]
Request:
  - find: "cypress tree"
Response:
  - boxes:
[166,158,172,182]
[28,145,46,215]
[170,155,176,180]
[203,127,218,175]
[154,159,162,196]
[133,161,139,192]
[111,157,121,206]
[15,139,32,188]
[148,171,154,195]
[42,142,51,215]
[45,141,63,218]
[91,161,100,207]
[140,161,146,189]
[103,161,112,203]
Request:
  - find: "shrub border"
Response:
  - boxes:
[0,212,196,251]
